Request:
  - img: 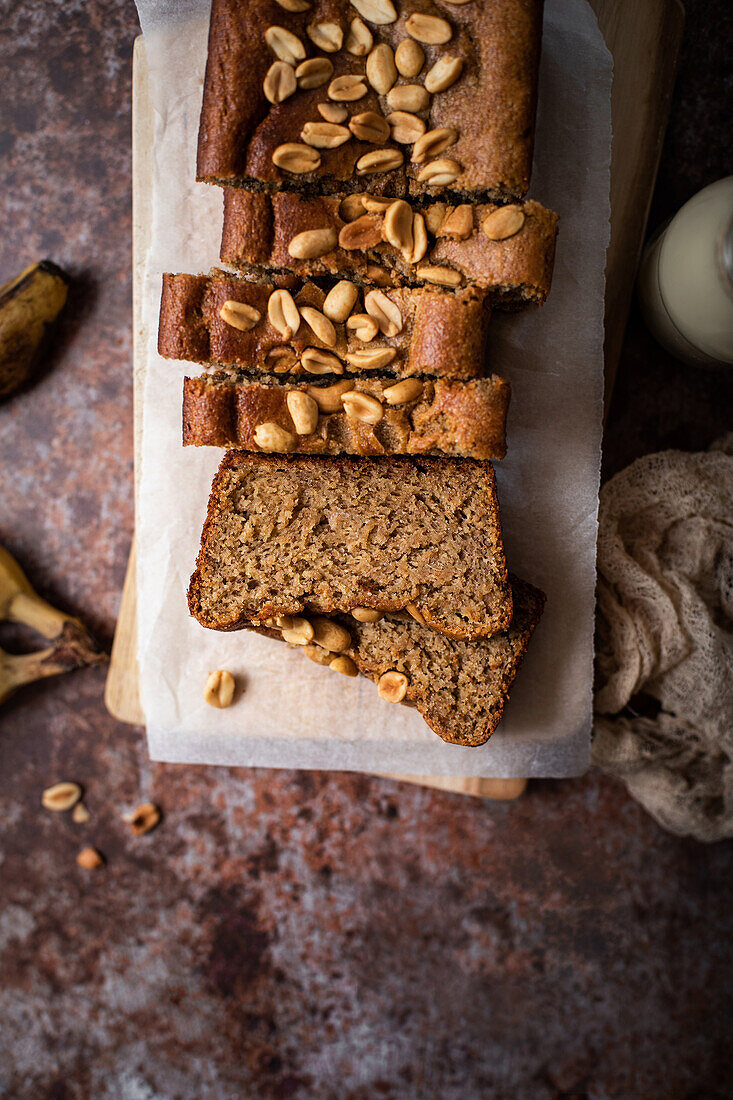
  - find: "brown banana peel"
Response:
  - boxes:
[0,545,107,705]
[0,260,70,400]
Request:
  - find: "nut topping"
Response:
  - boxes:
[405,12,453,44]
[263,61,297,104]
[311,616,352,653]
[323,280,359,322]
[254,422,297,452]
[364,288,402,336]
[42,781,82,812]
[72,802,91,824]
[77,847,104,870]
[350,0,397,25]
[301,120,351,149]
[281,616,315,646]
[349,111,390,144]
[395,38,425,78]
[265,25,306,66]
[345,16,373,55]
[303,644,333,666]
[424,55,463,94]
[383,378,423,404]
[268,289,301,339]
[300,305,337,347]
[386,84,430,113]
[286,391,319,435]
[288,226,338,258]
[306,21,343,52]
[342,390,384,424]
[405,602,426,624]
[481,204,526,240]
[383,199,413,253]
[275,0,311,10]
[346,313,379,342]
[405,211,428,263]
[127,802,161,836]
[306,379,354,411]
[345,347,397,370]
[272,142,321,174]
[318,102,348,123]
[362,196,394,213]
[219,300,261,331]
[386,110,426,145]
[411,127,458,163]
[339,193,369,222]
[424,203,447,235]
[295,57,334,89]
[416,158,462,186]
[416,264,463,287]
[301,347,344,375]
[377,670,409,703]
[328,74,368,101]
[366,43,397,95]
[265,346,299,373]
[204,669,236,708]
[351,607,384,622]
[338,213,384,250]
[329,655,358,677]
[438,204,474,240]
[356,148,404,174]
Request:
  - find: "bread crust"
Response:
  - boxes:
[182,373,510,459]
[220,191,558,305]
[159,270,491,380]
[197,0,544,204]
[252,576,546,746]
[188,451,512,640]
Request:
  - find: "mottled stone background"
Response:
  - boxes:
[1,2,732,1098]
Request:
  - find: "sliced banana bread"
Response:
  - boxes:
[188,452,512,640]
[197,0,543,205]
[220,191,558,305]
[254,577,546,747]
[183,374,510,460]
[159,270,491,380]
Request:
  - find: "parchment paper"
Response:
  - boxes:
[134,0,611,777]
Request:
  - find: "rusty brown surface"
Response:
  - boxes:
[1,2,732,1099]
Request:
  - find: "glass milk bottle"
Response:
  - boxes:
[637,177,733,369]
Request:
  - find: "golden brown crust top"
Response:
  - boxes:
[197,0,544,202]
[159,269,491,379]
[182,373,510,460]
[219,191,558,305]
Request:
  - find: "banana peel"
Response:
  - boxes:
[0,544,107,706]
[0,260,69,400]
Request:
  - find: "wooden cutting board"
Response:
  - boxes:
[105,0,683,799]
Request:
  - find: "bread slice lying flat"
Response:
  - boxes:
[183,374,510,460]
[188,452,512,640]
[255,578,545,747]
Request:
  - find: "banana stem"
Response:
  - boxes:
[0,544,108,706]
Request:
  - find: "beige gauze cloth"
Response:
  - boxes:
[592,435,733,841]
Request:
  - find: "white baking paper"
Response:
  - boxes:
[134,0,611,777]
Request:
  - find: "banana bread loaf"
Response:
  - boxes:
[183,373,510,459]
[188,452,512,640]
[197,0,544,204]
[220,190,557,304]
[253,576,545,747]
[159,269,491,380]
